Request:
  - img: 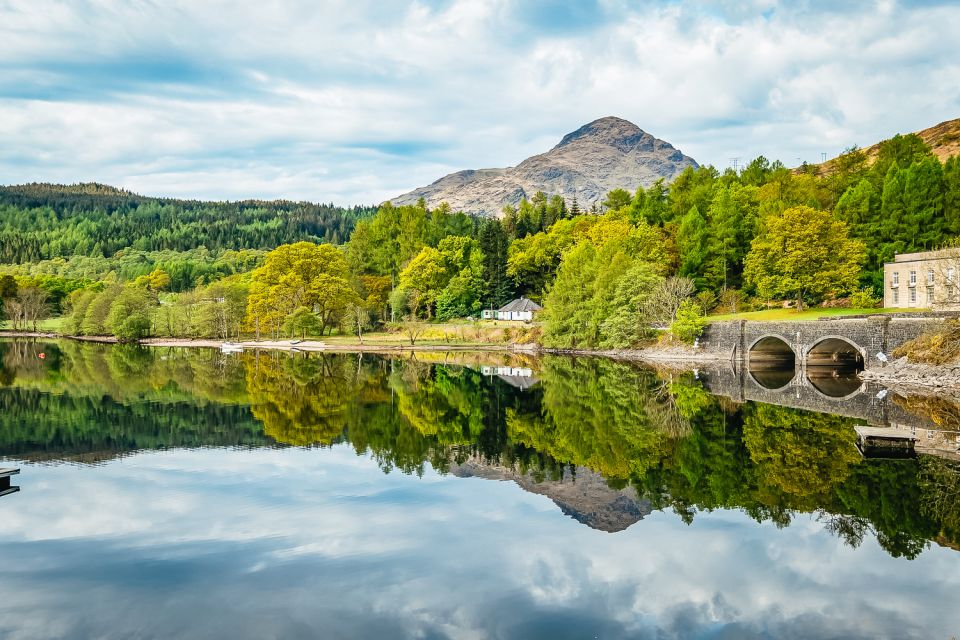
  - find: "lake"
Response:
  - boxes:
[1,339,959,639]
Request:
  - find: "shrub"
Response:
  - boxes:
[893,320,960,365]
[670,299,707,344]
[849,289,881,309]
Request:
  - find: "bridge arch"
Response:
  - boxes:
[804,335,865,369]
[746,335,796,390]
[747,335,796,365]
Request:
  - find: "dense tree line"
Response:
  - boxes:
[0,183,377,263]
[6,135,960,347]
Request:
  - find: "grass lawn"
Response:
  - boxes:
[707,307,928,323]
[321,320,541,346]
[0,316,66,332]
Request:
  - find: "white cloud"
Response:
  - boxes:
[0,0,958,203]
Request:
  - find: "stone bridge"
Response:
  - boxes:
[694,315,947,429]
[700,316,943,372]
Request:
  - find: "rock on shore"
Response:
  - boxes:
[860,356,960,393]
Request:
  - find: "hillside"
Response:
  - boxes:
[392,116,698,217]
[810,116,960,176]
[0,182,377,265]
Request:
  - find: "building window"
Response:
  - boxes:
[892,272,900,287]
[909,270,917,286]
[927,286,935,303]
[927,269,935,284]
[949,285,957,302]
[893,290,899,304]
[910,288,917,303]
[949,267,956,283]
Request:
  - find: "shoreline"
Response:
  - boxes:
[6,331,959,390]
[1,330,728,364]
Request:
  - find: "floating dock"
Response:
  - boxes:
[855,426,918,459]
[0,467,20,498]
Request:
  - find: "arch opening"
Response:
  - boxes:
[748,336,796,390]
[805,337,864,398]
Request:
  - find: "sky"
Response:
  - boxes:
[1,0,959,205]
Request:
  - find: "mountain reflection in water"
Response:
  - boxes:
[1,339,959,640]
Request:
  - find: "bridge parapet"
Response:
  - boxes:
[701,316,944,370]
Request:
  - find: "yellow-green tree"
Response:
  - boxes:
[245,242,359,338]
[744,206,865,310]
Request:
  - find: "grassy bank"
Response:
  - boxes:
[707,307,927,323]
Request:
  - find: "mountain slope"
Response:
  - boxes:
[392,116,698,217]
[811,116,960,176]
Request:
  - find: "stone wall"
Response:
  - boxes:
[700,316,943,370]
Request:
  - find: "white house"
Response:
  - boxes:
[490,297,542,322]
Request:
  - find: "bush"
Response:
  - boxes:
[113,313,152,342]
[849,289,881,309]
[670,299,707,344]
[893,320,960,364]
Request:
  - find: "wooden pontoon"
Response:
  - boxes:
[854,426,918,459]
[0,467,20,498]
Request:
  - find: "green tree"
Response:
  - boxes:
[903,156,945,250]
[478,219,513,309]
[283,306,324,339]
[670,299,706,343]
[107,285,157,342]
[246,242,358,337]
[677,205,709,285]
[601,188,633,212]
[744,206,866,310]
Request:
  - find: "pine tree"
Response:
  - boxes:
[478,219,512,309]
[677,205,709,287]
[879,164,906,262]
[944,156,960,237]
[903,156,945,249]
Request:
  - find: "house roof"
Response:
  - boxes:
[498,297,543,313]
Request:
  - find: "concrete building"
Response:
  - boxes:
[883,249,960,309]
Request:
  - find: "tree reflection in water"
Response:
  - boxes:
[1,338,958,558]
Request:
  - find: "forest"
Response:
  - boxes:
[2,132,960,348]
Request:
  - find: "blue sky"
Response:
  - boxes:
[1,0,958,204]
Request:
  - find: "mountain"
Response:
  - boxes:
[392,116,699,217]
[811,116,960,176]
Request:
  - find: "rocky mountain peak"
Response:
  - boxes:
[554,116,659,153]
[392,117,698,217]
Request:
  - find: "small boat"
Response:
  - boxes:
[220,342,244,354]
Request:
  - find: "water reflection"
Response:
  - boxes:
[1,339,960,639]
[805,367,864,398]
[748,364,796,390]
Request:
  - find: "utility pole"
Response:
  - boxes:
[729,157,741,172]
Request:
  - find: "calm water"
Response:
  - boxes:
[1,339,959,640]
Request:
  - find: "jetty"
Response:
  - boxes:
[0,467,20,498]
